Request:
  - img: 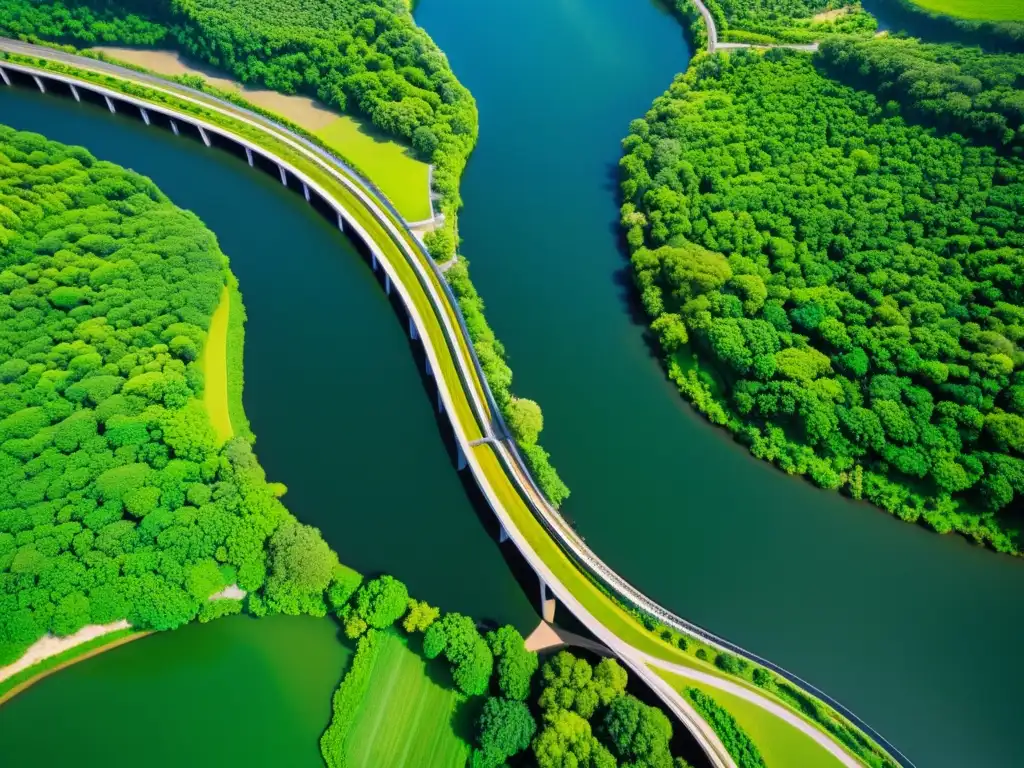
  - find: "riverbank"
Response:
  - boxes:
[0,627,149,706]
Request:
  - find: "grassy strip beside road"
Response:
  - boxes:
[0,630,149,706]
[225,281,252,441]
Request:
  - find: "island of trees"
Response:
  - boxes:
[621,10,1024,552]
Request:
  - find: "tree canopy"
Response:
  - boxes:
[620,49,1024,551]
[0,125,336,663]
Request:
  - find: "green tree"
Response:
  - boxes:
[354,574,409,629]
[474,697,537,767]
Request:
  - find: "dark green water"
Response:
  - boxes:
[0,615,349,766]
[414,0,1024,765]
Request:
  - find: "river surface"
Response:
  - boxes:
[414,0,1024,765]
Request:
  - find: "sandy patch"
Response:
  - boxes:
[90,47,341,130]
[209,583,247,601]
[812,6,851,21]
[0,620,130,684]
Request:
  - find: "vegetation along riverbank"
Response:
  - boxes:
[623,7,1024,554]
[0,0,571,506]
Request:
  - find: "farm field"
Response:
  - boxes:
[906,0,1024,21]
[343,632,471,767]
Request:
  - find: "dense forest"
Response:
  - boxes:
[816,37,1024,153]
[620,49,1024,551]
[0,125,352,664]
[0,0,571,504]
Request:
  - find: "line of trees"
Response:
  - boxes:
[684,688,765,768]
[620,48,1024,552]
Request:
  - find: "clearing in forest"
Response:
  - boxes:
[89,47,432,221]
[343,633,470,767]
[906,0,1024,21]
[200,285,233,443]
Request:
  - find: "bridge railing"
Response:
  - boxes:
[1,43,911,768]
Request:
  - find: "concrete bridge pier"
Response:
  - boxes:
[278,164,287,186]
[409,316,419,341]
[170,119,179,136]
[499,524,510,544]
[140,107,150,126]
[302,182,310,203]
[0,67,10,86]
[539,578,557,623]
[198,125,211,147]
[437,389,444,414]
[104,94,116,113]
[456,442,467,471]
[69,83,80,102]
[371,251,378,271]
[31,75,45,94]
[425,356,433,377]
[385,273,391,296]
[245,147,254,167]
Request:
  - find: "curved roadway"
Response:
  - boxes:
[0,42,907,768]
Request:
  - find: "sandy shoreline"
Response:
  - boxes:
[0,620,131,685]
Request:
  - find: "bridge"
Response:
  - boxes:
[0,42,911,768]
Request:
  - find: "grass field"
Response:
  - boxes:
[200,285,233,443]
[907,0,1024,21]
[316,116,432,222]
[659,671,855,768]
[344,633,470,767]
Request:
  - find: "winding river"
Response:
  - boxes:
[1,2,1024,765]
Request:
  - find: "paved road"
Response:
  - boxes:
[0,43,907,768]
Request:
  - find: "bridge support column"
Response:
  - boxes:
[31,75,45,94]
[170,119,179,136]
[245,147,254,167]
[499,525,510,544]
[140,107,150,126]
[539,579,556,623]
[385,273,391,296]
[302,182,310,203]
[198,125,211,147]
[278,165,287,186]
[437,389,444,414]
[409,316,419,341]
[336,211,345,232]
[425,356,433,377]
[0,67,10,86]
[69,83,80,102]
[371,251,377,271]
[104,95,116,114]
[457,443,467,472]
